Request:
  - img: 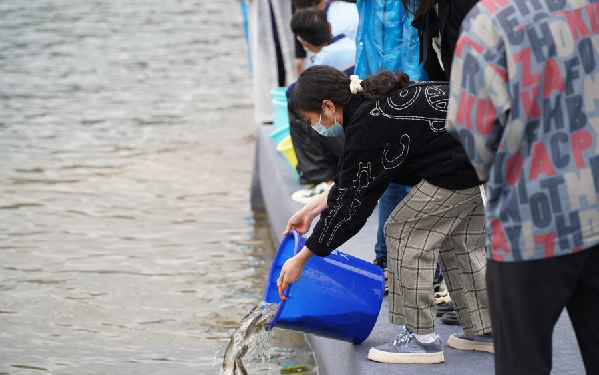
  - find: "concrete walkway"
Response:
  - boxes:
[251,123,585,375]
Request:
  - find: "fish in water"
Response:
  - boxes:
[221,302,278,375]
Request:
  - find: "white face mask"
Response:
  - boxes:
[312,111,343,137]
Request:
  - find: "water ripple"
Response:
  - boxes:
[0,0,316,373]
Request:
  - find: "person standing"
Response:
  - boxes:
[399,0,481,323]
[353,0,427,287]
[401,0,480,81]
[447,1,599,373]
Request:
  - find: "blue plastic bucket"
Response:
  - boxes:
[272,98,290,131]
[268,124,290,146]
[270,87,288,101]
[263,230,385,344]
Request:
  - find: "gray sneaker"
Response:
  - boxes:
[447,332,494,353]
[367,328,444,364]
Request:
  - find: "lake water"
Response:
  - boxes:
[0,1,314,374]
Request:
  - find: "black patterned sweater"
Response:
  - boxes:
[305,83,481,257]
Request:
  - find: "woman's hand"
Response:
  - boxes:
[277,246,314,291]
[283,210,313,235]
[283,182,333,236]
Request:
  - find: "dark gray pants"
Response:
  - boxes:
[488,245,599,375]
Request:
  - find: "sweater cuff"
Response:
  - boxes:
[305,235,334,257]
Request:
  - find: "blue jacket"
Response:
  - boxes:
[354,0,427,80]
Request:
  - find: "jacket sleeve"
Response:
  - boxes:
[305,138,409,256]
[445,7,509,182]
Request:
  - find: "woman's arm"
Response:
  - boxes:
[277,245,313,290]
[283,183,332,235]
[278,184,333,291]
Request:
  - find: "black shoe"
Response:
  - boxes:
[440,311,460,325]
[436,302,454,317]
[372,259,388,295]
[433,273,443,293]
[373,258,385,269]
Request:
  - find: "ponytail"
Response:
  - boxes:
[360,70,410,100]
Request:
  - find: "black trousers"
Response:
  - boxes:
[487,244,599,375]
[289,117,344,185]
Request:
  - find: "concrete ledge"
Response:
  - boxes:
[251,123,584,375]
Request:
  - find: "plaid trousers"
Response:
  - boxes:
[385,179,492,336]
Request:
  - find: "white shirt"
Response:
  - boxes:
[311,35,356,73]
[327,1,359,42]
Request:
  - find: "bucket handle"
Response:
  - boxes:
[278,284,288,300]
[266,230,300,331]
[277,229,300,301]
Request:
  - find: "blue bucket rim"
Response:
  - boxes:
[267,125,290,138]
[270,86,287,93]
[266,230,301,330]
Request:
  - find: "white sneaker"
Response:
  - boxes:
[291,182,329,204]
[434,279,450,304]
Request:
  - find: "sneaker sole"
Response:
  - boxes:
[367,347,444,364]
[447,335,494,353]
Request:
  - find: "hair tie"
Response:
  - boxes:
[349,75,363,94]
